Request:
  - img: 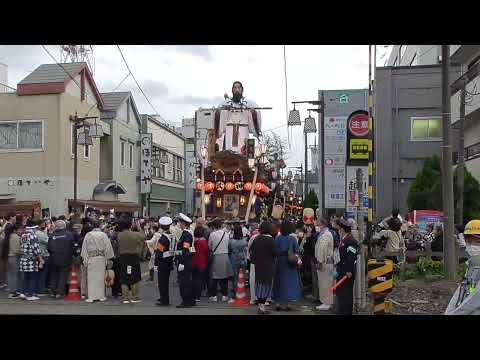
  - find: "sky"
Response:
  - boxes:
[0,45,392,170]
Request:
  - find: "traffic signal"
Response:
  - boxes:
[247,138,255,159]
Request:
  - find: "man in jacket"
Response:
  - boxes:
[335,219,358,315]
[47,220,74,298]
[0,213,17,289]
[175,213,195,308]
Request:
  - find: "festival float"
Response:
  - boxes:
[195,82,274,222]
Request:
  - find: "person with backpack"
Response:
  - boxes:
[273,219,301,311]
[227,224,248,303]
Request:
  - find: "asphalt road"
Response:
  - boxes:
[0,263,330,315]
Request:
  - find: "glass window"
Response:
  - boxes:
[411,118,442,141]
[0,123,18,150]
[129,143,133,169]
[121,141,125,166]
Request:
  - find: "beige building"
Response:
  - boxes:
[0,62,106,216]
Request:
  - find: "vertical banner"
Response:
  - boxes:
[324,116,347,208]
[346,166,368,216]
[141,133,153,194]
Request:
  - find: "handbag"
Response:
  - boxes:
[287,237,298,268]
[208,231,226,266]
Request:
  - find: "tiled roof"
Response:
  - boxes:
[100,92,131,111]
[18,62,85,85]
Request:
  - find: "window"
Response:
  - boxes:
[152,146,166,179]
[173,155,183,183]
[120,140,126,166]
[126,99,130,124]
[0,120,43,151]
[411,117,442,141]
[129,143,133,169]
[84,144,90,159]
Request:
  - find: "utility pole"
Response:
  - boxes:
[194,110,198,216]
[457,88,466,226]
[304,131,309,197]
[320,92,325,217]
[441,45,456,280]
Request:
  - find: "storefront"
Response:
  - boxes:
[68,199,141,217]
[148,183,186,217]
[0,200,42,218]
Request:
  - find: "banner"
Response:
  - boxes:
[349,139,369,160]
[325,167,345,208]
[414,210,444,231]
[346,166,368,214]
[140,133,153,194]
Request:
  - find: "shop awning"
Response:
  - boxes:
[68,199,141,213]
[0,201,41,217]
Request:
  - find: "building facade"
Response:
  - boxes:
[0,62,104,216]
[375,64,461,219]
[141,114,186,217]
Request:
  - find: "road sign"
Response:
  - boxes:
[348,112,369,137]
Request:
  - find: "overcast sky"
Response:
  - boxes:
[0,45,392,169]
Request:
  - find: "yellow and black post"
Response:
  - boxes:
[367,259,394,314]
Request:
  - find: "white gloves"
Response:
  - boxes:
[178,264,185,272]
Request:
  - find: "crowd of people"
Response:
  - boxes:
[0,210,363,315]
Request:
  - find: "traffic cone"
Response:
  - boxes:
[65,265,81,301]
[231,268,250,306]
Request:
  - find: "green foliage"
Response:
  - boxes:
[398,258,445,281]
[303,189,318,210]
[407,155,480,223]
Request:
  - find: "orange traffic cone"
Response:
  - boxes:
[231,268,250,306]
[65,265,81,301]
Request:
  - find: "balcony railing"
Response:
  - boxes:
[453,141,480,164]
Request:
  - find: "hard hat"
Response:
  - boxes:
[159,216,173,226]
[464,219,480,235]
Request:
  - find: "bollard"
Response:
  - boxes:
[367,259,394,315]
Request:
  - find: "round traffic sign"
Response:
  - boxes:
[348,112,369,137]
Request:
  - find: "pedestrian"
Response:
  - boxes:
[377,217,405,264]
[430,224,444,261]
[300,222,319,303]
[145,223,160,282]
[80,219,115,303]
[152,216,176,306]
[47,220,75,299]
[314,218,335,311]
[273,219,301,311]
[175,213,195,308]
[0,213,17,289]
[228,224,248,303]
[191,226,208,302]
[117,217,145,304]
[247,223,260,304]
[19,219,43,301]
[194,218,211,294]
[249,221,277,315]
[7,222,24,299]
[36,220,50,295]
[79,222,93,299]
[334,219,358,315]
[208,218,233,302]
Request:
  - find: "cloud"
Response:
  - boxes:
[168,94,224,106]
[174,46,213,61]
[141,79,169,98]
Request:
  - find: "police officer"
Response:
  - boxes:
[334,219,358,315]
[175,213,195,308]
[154,216,175,306]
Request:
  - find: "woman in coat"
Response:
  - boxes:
[314,218,335,311]
[191,226,208,302]
[208,219,233,302]
[273,219,301,311]
[228,224,248,302]
[249,221,277,315]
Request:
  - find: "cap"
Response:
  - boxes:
[159,216,173,226]
[339,219,352,231]
[178,213,192,224]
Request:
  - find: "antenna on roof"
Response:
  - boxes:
[60,45,95,75]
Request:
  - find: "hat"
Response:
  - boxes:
[339,219,352,232]
[178,213,192,224]
[55,220,66,230]
[159,216,173,226]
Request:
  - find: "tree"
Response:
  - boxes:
[407,155,480,224]
[263,132,288,163]
[303,189,318,210]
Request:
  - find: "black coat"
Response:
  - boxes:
[1,222,15,260]
[250,234,277,285]
[336,233,358,280]
[176,230,193,268]
[48,230,74,267]
[155,233,174,271]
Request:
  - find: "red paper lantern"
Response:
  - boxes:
[205,182,214,193]
[225,182,235,191]
[255,182,263,191]
[196,182,204,191]
[244,182,252,191]
[262,184,270,195]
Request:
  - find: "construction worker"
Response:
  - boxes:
[175,213,195,308]
[334,219,358,315]
[445,219,480,315]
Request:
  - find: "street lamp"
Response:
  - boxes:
[70,112,103,213]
